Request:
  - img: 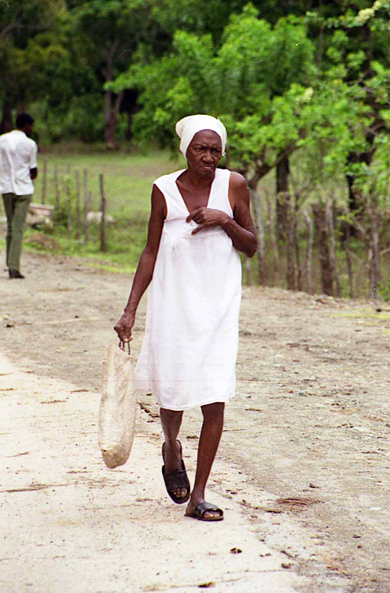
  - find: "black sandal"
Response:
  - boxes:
[162,440,191,505]
[185,501,224,522]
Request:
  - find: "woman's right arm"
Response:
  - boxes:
[114,184,166,342]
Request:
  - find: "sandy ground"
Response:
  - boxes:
[1,250,390,593]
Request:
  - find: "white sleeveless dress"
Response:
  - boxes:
[135,168,242,411]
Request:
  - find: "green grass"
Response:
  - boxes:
[36,146,184,214]
[16,147,187,270]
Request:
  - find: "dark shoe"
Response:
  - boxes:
[162,440,190,504]
[9,269,25,279]
[185,502,224,522]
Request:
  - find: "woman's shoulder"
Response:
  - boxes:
[216,167,246,183]
[225,170,248,192]
[154,169,185,188]
[216,167,230,176]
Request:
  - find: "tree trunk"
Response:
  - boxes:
[303,210,313,295]
[346,169,360,214]
[294,221,302,290]
[346,153,370,213]
[103,45,124,150]
[126,104,139,141]
[245,257,252,286]
[343,212,354,299]
[265,192,278,285]
[312,203,333,296]
[126,110,134,141]
[249,185,267,285]
[293,194,303,290]
[286,195,296,291]
[104,89,124,150]
[276,154,290,240]
[367,192,380,299]
[121,89,140,141]
[326,195,341,297]
[0,100,13,134]
[344,23,383,215]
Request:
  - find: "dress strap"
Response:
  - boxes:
[154,170,186,221]
[212,169,233,217]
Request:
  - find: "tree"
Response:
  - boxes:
[112,5,315,178]
[113,2,390,207]
[305,0,390,211]
[70,0,158,149]
[0,0,66,133]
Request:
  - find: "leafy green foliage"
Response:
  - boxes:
[111,1,390,197]
[112,5,317,181]
[0,0,68,119]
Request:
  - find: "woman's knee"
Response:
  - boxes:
[201,402,225,422]
[160,408,183,426]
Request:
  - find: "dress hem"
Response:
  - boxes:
[135,390,235,412]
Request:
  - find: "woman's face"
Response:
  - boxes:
[186,130,222,177]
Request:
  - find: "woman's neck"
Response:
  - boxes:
[182,168,215,188]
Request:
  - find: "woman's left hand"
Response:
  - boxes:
[186,207,229,235]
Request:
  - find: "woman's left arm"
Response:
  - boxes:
[187,172,257,258]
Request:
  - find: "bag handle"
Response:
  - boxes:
[118,340,131,355]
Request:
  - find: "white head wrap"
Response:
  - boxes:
[175,114,227,158]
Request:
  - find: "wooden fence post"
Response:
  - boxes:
[286,195,296,291]
[293,196,303,291]
[326,194,341,297]
[303,210,314,295]
[265,191,279,285]
[54,165,60,210]
[367,191,380,300]
[41,160,47,204]
[83,168,88,201]
[75,170,81,240]
[99,173,107,252]
[342,209,354,299]
[83,192,90,243]
[66,179,72,234]
[83,169,89,243]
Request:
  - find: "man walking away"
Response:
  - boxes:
[0,113,38,279]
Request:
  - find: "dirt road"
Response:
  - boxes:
[1,251,390,593]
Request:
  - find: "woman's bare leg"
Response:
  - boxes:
[186,402,225,519]
[160,408,187,499]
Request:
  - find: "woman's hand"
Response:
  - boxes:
[186,207,229,235]
[114,312,135,343]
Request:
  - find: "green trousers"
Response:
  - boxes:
[2,193,32,272]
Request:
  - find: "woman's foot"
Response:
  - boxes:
[162,440,190,503]
[185,498,224,521]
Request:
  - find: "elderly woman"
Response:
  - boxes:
[115,114,257,521]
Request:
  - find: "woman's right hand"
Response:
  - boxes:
[114,312,135,343]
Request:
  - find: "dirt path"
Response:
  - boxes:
[1,251,390,593]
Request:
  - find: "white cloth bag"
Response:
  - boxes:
[99,342,136,468]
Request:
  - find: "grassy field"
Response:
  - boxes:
[22,145,187,272]
[35,144,184,214]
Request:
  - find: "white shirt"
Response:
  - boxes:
[0,130,38,195]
